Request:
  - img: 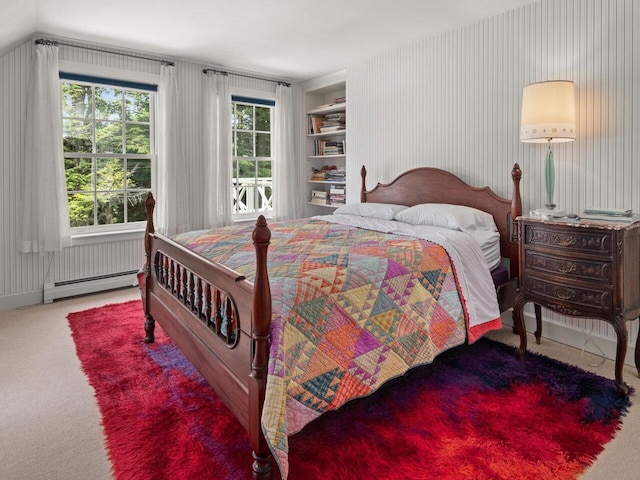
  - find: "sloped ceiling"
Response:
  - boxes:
[1,0,537,81]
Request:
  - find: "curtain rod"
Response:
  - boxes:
[202,68,291,87]
[34,39,175,67]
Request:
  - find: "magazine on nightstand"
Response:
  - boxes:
[578,212,640,224]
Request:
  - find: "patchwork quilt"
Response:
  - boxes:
[172,217,497,479]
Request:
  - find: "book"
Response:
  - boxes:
[329,184,346,205]
[326,169,346,181]
[311,190,328,200]
[320,126,345,133]
[579,213,640,224]
[314,139,345,156]
[325,113,345,121]
[582,207,633,217]
[309,115,324,134]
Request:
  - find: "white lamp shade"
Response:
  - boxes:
[520,80,576,143]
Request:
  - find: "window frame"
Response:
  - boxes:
[231,90,276,222]
[59,68,159,238]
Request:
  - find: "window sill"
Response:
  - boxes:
[71,228,145,247]
[234,213,273,224]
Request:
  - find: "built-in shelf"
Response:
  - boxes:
[307,180,347,185]
[303,75,346,215]
[307,154,346,160]
[307,130,346,138]
[307,103,346,115]
[307,202,341,209]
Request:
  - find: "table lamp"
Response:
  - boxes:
[520,80,576,215]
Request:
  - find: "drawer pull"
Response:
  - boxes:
[552,234,577,247]
[556,262,577,274]
[553,287,576,300]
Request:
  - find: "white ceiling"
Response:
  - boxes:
[1,0,537,81]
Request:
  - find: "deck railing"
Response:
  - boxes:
[234,177,273,214]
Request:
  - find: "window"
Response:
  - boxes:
[231,96,274,218]
[61,74,155,230]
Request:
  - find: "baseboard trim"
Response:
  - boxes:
[0,290,43,311]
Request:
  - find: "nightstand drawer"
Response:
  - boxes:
[524,275,613,314]
[524,224,613,257]
[525,252,613,283]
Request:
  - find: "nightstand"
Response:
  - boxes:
[514,216,640,394]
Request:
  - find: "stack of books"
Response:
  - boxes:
[310,190,328,205]
[326,168,346,183]
[579,207,640,224]
[329,185,346,205]
[320,112,345,133]
[313,139,345,156]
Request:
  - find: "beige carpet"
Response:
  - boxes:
[0,287,637,479]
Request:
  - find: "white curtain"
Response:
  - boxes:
[273,84,301,221]
[156,63,189,236]
[203,72,233,228]
[18,42,71,254]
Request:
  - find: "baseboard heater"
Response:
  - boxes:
[43,270,138,304]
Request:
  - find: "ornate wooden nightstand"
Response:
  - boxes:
[514,216,640,394]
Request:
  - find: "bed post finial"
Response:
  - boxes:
[360,165,367,203]
[145,192,155,241]
[250,215,273,478]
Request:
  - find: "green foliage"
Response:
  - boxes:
[62,81,152,227]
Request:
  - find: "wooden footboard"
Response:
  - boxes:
[142,194,274,479]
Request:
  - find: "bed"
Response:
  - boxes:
[140,163,525,479]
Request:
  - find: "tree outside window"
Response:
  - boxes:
[62,79,154,229]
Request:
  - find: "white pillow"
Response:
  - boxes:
[394,203,497,232]
[333,202,408,221]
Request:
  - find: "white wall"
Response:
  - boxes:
[346,0,639,363]
[0,36,299,309]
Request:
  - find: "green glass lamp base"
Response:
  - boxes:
[544,142,556,210]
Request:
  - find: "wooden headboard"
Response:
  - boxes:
[360,164,522,279]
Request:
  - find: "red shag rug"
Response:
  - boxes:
[68,300,631,480]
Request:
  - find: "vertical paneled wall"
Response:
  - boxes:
[1,42,35,301]
[347,0,639,358]
[0,36,291,309]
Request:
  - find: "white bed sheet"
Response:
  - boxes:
[468,230,501,271]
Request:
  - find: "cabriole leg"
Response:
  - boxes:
[612,316,629,396]
[513,292,527,360]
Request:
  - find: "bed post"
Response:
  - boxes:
[249,215,273,479]
[143,193,156,344]
[360,165,367,202]
[509,163,522,281]
[509,164,527,360]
